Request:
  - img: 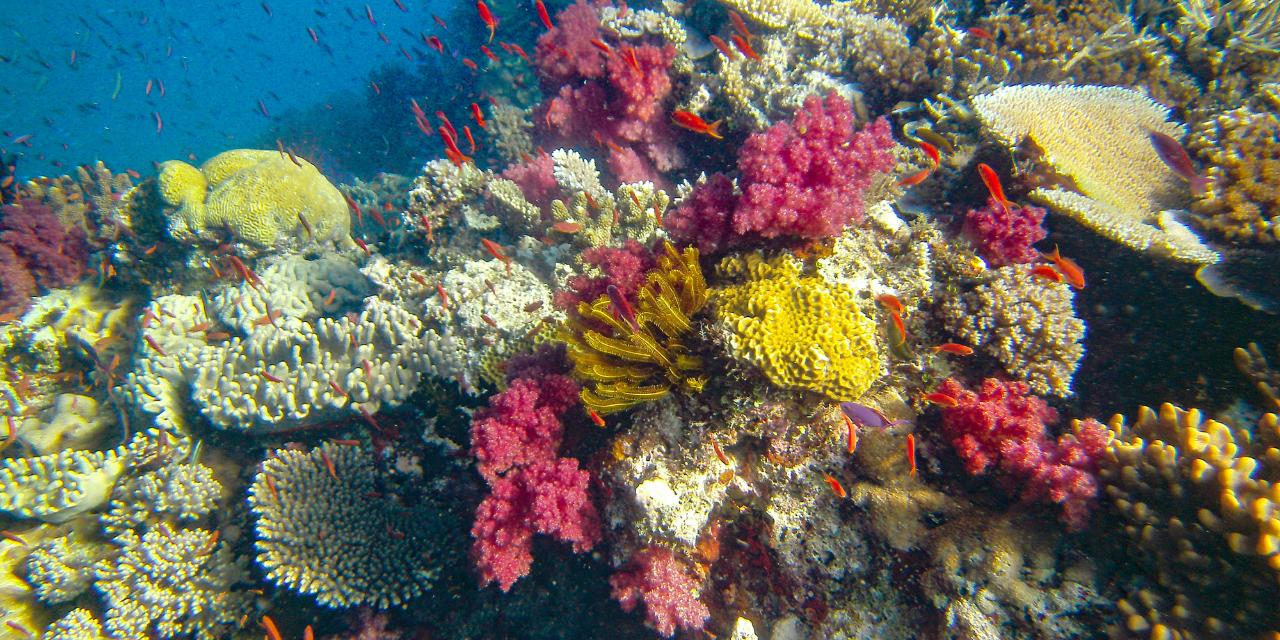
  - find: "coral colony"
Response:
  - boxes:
[1,0,1280,639]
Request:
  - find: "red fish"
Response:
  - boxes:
[410,98,425,118]
[371,81,381,95]
[591,38,612,54]
[729,34,759,60]
[932,343,974,355]
[394,0,407,11]
[967,26,993,40]
[481,238,512,271]
[480,45,499,62]
[1148,130,1210,194]
[470,102,486,128]
[146,78,153,95]
[671,110,722,139]
[377,31,390,44]
[462,58,479,71]
[921,392,958,407]
[536,0,553,30]
[1040,244,1085,289]
[1031,264,1063,283]
[729,11,751,39]
[624,46,641,72]
[875,293,904,315]
[708,35,736,59]
[823,473,847,499]
[906,434,917,476]
[607,284,640,331]
[365,4,376,25]
[918,140,941,167]
[436,111,457,140]
[433,14,448,28]
[463,125,477,154]
[588,408,606,427]
[427,35,444,53]
[976,162,1012,214]
[477,0,497,43]
[897,166,932,187]
[153,111,163,134]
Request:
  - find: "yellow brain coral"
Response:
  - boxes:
[713,253,880,400]
[159,149,350,249]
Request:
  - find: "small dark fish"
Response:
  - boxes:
[1149,130,1210,195]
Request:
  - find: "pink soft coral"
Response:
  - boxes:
[471,459,602,591]
[0,200,90,315]
[936,378,1108,530]
[534,0,608,87]
[962,197,1048,267]
[501,152,560,209]
[609,547,709,638]
[553,239,656,312]
[664,93,897,252]
[470,374,579,482]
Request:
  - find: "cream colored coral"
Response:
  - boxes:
[971,85,1218,263]
[0,448,126,522]
[161,149,351,250]
[716,0,829,28]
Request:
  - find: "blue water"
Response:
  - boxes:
[0,0,472,177]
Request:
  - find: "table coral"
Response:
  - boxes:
[935,378,1108,530]
[1099,404,1280,638]
[1187,105,1280,244]
[250,442,442,608]
[609,546,709,638]
[160,149,351,251]
[972,84,1219,264]
[712,252,880,401]
[940,264,1085,397]
[94,522,252,640]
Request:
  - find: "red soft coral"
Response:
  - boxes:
[609,547,709,638]
[534,0,608,86]
[937,378,1107,530]
[470,374,579,482]
[0,200,89,289]
[553,239,656,312]
[501,151,560,209]
[962,197,1048,267]
[664,173,737,254]
[0,244,36,315]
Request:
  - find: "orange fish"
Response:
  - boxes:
[470,102,487,128]
[921,392,958,407]
[1031,264,1063,283]
[712,440,731,465]
[967,26,994,40]
[261,616,283,640]
[426,35,444,53]
[729,34,759,60]
[823,473,847,499]
[897,167,932,187]
[708,35,736,59]
[842,413,858,455]
[591,38,612,54]
[477,0,497,43]
[917,140,941,167]
[552,221,583,233]
[932,343,973,355]
[1040,244,1085,289]
[729,11,751,39]
[536,0,553,30]
[480,44,499,62]
[481,238,511,272]
[875,293,904,315]
[462,58,479,71]
[906,433,917,476]
[890,311,907,346]
[588,408,606,427]
[977,163,1012,215]
[671,110,722,139]
[463,125,477,154]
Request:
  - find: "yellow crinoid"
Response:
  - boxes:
[563,242,709,415]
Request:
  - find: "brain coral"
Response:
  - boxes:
[712,252,880,400]
[940,264,1085,397]
[159,149,350,250]
[249,442,443,608]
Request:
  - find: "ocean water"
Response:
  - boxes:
[1,0,1279,639]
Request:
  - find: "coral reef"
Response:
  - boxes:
[0,199,89,314]
[0,447,126,522]
[962,198,1048,267]
[1187,105,1280,244]
[936,378,1109,530]
[713,252,881,401]
[972,84,1218,263]
[666,94,896,252]
[1100,404,1280,638]
[250,442,441,608]
[609,546,709,638]
[160,149,351,251]
[561,241,708,414]
[716,0,829,29]
[43,608,105,640]
[1235,342,1280,410]
[940,264,1086,397]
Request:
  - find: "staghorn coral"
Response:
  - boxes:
[1187,105,1280,244]
[24,528,108,606]
[713,252,880,401]
[250,442,441,608]
[940,264,1085,397]
[972,84,1219,263]
[160,149,351,251]
[562,241,709,415]
[94,522,252,640]
[1166,0,1280,109]
[100,462,221,535]
[1099,404,1280,639]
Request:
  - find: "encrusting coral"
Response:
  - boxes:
[713,252,880,401]
[250,441,442,608]
[940,263,1086,397]
[1187,105,1280,244]
[562,241,709,415]
[1099,404,1280,639]
[159,148,351,250]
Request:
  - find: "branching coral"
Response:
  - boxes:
[250,442,442,608]
[1099,404,1280,638]
[1187,105,1280,244]
[713,252,880,401]
[562,241,708,415]
[940,264,1085,397]
[1235,342,1280,410]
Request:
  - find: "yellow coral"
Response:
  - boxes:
[563,242,708,414]
[159,149,350,250]
[716,0,829,28]
[713,253,880,400]
[1188,106,1280,243]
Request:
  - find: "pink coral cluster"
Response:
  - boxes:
[534,1,683,185]
[0,200,89,314]
[961,197,1048,267]
[469,370,602,591]
[665,93,897,253]
[609,547,710,638]
[936,378,1109,530]
[500,151,560,209]
[552,239,656,313]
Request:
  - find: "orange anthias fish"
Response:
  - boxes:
[671,110,722,139]
[481,238,512,272]
[729,34,759,61]
[921,391,958,407]
[977,163,1013,214]
[822,473,847,498]
[932,343,974,356]
[1040,244,1085,289]
[536,0,554,30]
[1031,264,1063,283]
[708,35,736,59]
[470,102,486,128]
[477,0,497,43]
[906,434,917,476]
[875,293,904,315]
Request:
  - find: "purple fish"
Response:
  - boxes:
[1148,130,1210,195]
[840,402,906,429]
[607,285,640,331]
